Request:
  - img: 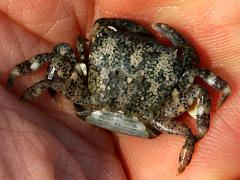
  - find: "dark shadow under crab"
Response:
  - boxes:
[7,18,231,173]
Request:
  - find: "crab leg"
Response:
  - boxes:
[176,67,230,107]
[7,43,78,88]
[187,86,211,141]
[7,53,52,87]
[151,84,211,173]
[152,23,199,69]
[151,117,195,174]
[197,69,231,107]
[20,79,63,101]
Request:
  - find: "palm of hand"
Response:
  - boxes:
[0,0,240,179]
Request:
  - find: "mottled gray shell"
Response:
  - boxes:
[86,23,182,129]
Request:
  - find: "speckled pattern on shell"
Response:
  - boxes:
[88,25,182,122]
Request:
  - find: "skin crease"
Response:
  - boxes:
[0,0,240,179]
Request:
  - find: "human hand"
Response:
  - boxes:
[0,0,239,179]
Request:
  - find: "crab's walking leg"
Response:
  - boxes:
[20,79,62,101]
[7,53,52,87]
[187,86,211,141]
[174,66,231,137]
[16,45,77,101]
[152,23,199,69]
[153,23,231,102]
[7,43,77,88]
[175,70,211,141]
[151,117,195,174]
[197,69,231,107]
[177,68,231,107]
[21,69,87,103]
[152,23,189,47]
[151,83,211,173]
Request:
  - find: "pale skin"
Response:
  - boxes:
[0,0,240,180]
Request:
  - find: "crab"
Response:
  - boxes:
[7,18,231,173]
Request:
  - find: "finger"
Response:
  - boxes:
[0,0,92,44]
